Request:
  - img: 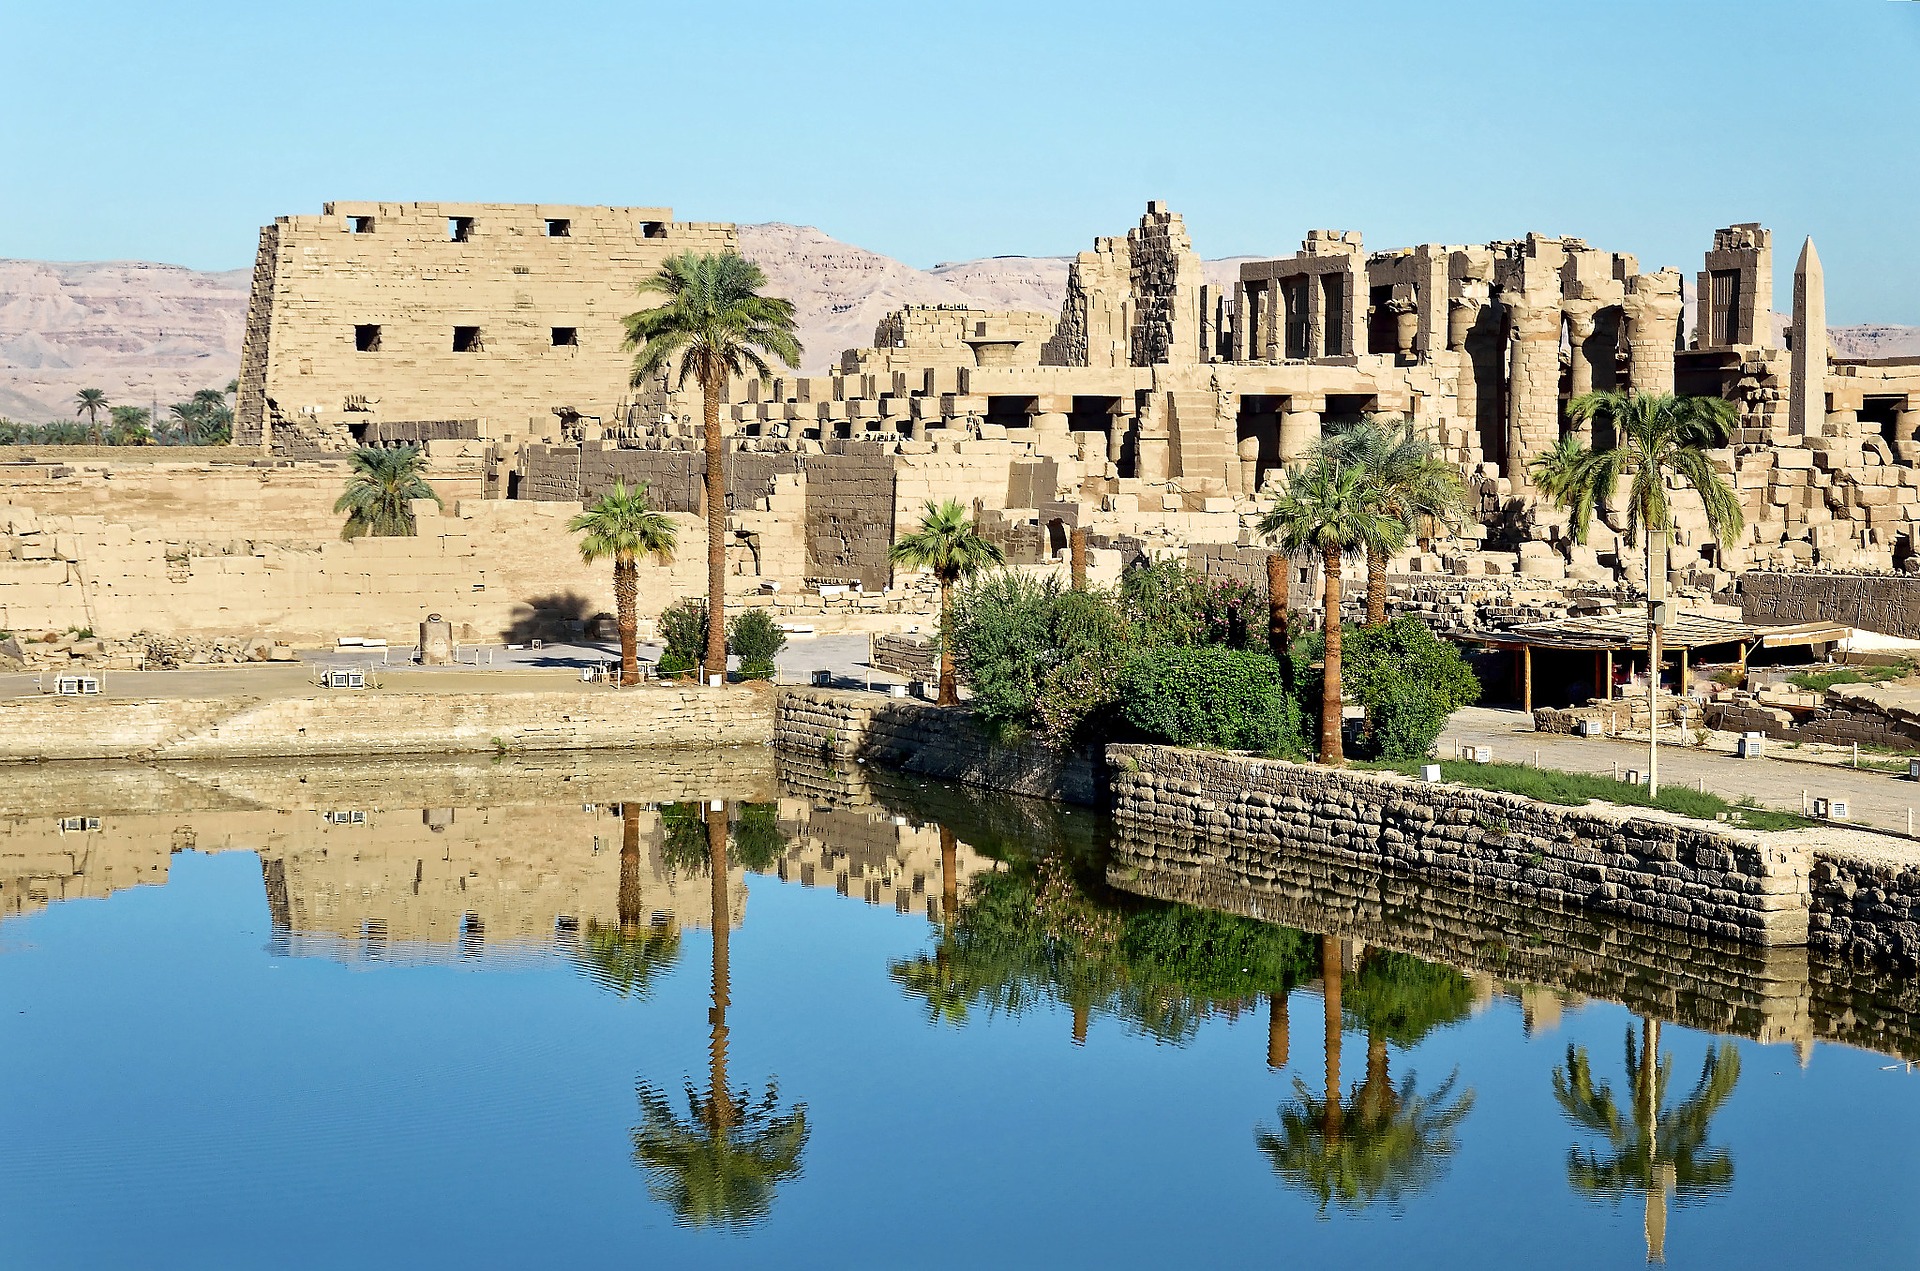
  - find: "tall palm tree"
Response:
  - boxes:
[1255,936,1474,1213]
[1531,391,1740,794]
[1315,416,1467,626]
[74,388,108,445]
[334,445,440,540]
[569,481,677,685]
[1266,549,1292,658]
[1553,1018,1739,1264]
[889,499,1007,705]
[632,801,809,1228]
[625,253,802,687]
[1258,457,1408,765]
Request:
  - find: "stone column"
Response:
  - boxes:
[1263,284,1283,362]
[1232,282,1250,362]
[1447,298,1476,352]
[1391,299,1418,357]
[1504,300,1563,489]
[1237,433,1261,493]
[1279,395,1323,464]
[1623,270,1684,398]
[1566,302,1599,444]
[1135,394,1172,481]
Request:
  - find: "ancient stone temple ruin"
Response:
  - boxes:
[9,198,1915,648]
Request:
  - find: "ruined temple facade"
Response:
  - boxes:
[233,199,1920,598]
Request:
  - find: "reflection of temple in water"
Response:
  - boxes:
[0,750,1000,965]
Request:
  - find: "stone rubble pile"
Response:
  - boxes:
[0,630,299,672]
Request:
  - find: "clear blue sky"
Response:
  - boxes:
[3,0,1916,322]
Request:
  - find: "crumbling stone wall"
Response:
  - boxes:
[1106,743,1812,946]
[1810,847,1920,968]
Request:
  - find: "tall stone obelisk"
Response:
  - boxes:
[1789,237,1827,437]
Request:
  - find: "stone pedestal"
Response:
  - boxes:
[419,616,454,666]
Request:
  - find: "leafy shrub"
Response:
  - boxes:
[948,572,1132,743]
[1119,558,1266,651]
[1341,617,1480,759]
[658,598,708,669]
[727,609,787,669]
[1118,646,1304,754]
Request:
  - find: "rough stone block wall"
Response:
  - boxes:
[1106,744,1812,945]
[772,688,1098,805]
[1809,846,1920,968]
[870,634,937,681]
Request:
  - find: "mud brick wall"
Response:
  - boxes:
[803,448,895,589]
[1741,571,1920,639]
[1105,744,1812,946]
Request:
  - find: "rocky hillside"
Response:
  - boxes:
[0,260,248,424]
[4,232,1916,420]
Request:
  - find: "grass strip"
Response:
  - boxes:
[1359,758,1814,830]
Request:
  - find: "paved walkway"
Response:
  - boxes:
[0,634,904,701]
[1440,705,1920,837]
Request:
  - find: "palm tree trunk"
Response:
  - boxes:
[936,580,958,706]
[702,364,728,686]
[1365,543,1388,627]
[1072,999,1090,1046]
[614,555,638,686]
[1266,988,1290,1070]
[707,804,734,1132]
[1267,550,1290,657]
[1321,934,1343,1142]
[619,803,642,935]
[1361,1029,1391,1123]
[1320,544,1345,766]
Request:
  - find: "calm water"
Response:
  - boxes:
[0,752,1915,1269]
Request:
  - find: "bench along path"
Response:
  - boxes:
[1441,705,1920,838]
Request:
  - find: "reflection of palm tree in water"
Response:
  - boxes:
[631,803,809,1228]
[1256,936,1474,1214]
[575,804,680,998]
[1553,1017,1738,1264]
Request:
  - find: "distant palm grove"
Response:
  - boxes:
[0,382,236,446]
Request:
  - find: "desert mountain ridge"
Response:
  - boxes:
[2,225,1915,424]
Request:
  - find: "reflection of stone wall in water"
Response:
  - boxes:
[1112,826,1920,1062]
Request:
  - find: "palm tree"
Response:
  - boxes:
[568,481,677,685]
[1255,936,1474,1214]
[888,499,1007,705]
[1315,416,1467,625]
[108,405,152,446]
[74,388,108,444]
[334,445,440,540]
[625,253,802,687]
[1531,391,1740,794]
[1258,457,1408,765]
[1266,549,1292,658]
[632,801,809,1228]
[1553,1018,1739,1264]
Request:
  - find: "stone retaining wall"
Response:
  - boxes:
[1741,570,1920,639]
[1106,744,1812,946]
[773,687,1098,805]
[1809,844,1920,967]
[0,684,774,762]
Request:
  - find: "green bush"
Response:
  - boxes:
[1119,646,1304,754]
[658,598,708,668]
[1119,558,1266,651]
[1341,617,1480,759]
[948,572,1132,743]
[655,652,695,676]
[726,609,787,668]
